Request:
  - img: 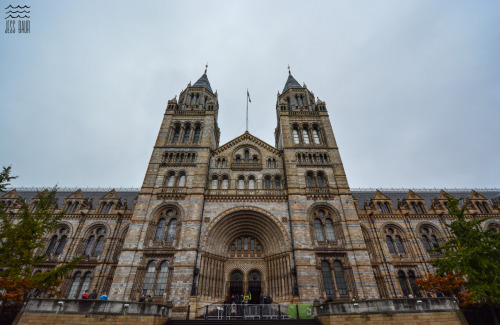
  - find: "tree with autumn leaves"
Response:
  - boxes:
[417,195,500,323]
[0,166,79,324]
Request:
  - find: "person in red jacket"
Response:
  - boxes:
[81,290,89,299]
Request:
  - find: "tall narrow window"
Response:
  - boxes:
[292,128,300,144]
[178,173,186,187]
[408,271,420,297]
[55,235,67,254]
[411,202,418,214]
[395,235,406,254]
[250,239,255,250]
[106,202,114,214]
[72,202,79,213]
[236,156,241,163]
[46,235,58,254]
[248,178,255,190]
[321,261,335,296]
[92,236,105,256]
[418,202,425,214]
[482,202,490,213]
[314,219,325,241]
[421,235,431,252]
[221,178,229,189]
[244,150,249,163]
[431,235,439,249]
[166,219,177,242]
[317,173,325,188]
[265,177,271,189]
[333,261,347,295]
[253,156,258,164]
[244,238,248,250]
[325,219,336,241]
[211,178,218,190]
[384,202,391,213]
[142,261,157,295]
[237,239,242,250]
[154,218,166,241]
[302,128,310,144]
[275,177,281,189]
[238,177,245,190]
[78,272,91,298]
[155,261,169,296]
[172,126,181,143]
[84,236,95,255]
[307,173,314,187]
[182,125,191,143]
[167,174,175,187]
[398,271,410,297]
[193,126,201,144]
[312,128,320,144]
[386,236,396,254]
[68,272,82,298]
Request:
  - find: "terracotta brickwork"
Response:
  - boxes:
[3,71,499,319]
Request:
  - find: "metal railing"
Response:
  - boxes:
[198,303,289,320]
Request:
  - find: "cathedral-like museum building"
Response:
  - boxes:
[2,70,500,315]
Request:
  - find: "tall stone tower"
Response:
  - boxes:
[109,68,220,310]
[274,69,378,300]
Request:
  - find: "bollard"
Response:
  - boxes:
[186,305,190,320]
[296,304,300,319]
[205,305,209,320]
[278,304,281,319]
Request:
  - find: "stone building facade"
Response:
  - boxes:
[2,70,500,316]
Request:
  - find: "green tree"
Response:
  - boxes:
[0,166,80,324]
[426,195,500,324]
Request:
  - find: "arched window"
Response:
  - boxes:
[66,202,73,213]
[172,125,181,143]
[312,128,321,144]
[419,226,441,252]
[92,236,105,256]
[78,272,91,298]
[182,125,191,143]
[221,177,229,189]
[211,177,218,190]
[411,202,418,214]
[398,271,410,297]
[421,235,432,252]
[166,219,177,242]
[193,126,201,144]
[395,235,406,254]
[84,236,95,255]
[72,202,79,213]
[55,235,67,254]
[314,219,325,241]
[250,239,255,250]
[333,261,347,295]
[317,173,325,188]
[236,156,241,163]
[248,178,255,190]
[482,202,490,213]
[46,235,58,254]
[302,128,310,144]
[275,177,281,189]
[408,270,420,297]
[264,177,271,190]
[142,261,157,295]
[155,261,169,296]
[106,202,114,214]
[431,235,439,249]
[386,235,396,255]
[68,272,82,298]
[377,203,384,214]
[178,173,186,187]
[418,202,425,214]
[238,177,245,190]
[237,239,242,250]
[384,202,391,213]
[154,218,166,241]
[222,159,226,168]
[253,156,258,164]
[321,260,335,296]
[306,173,315,188]
[244,150,249,163]
[325,219,336,241]
[292,127,300,144]
[166,173,175,187]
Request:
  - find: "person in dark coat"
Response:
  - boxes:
[89,289,98,299]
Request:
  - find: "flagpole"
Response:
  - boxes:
[246,89,249,132]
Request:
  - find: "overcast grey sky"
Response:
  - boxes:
[1,0,499,189]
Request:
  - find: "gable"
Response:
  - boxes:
[403,189,424,201]
[100,189,120,200]
[66,189,87,200]
[212,132,282,159]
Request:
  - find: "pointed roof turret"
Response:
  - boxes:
[192,64,213,93]
[282,66,303,93]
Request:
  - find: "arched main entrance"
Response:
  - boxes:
[229,271,243,297]
[248,270,261,304]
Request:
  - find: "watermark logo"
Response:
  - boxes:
[5,4,30,34]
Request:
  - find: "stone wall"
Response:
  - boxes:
[317,298,467,325]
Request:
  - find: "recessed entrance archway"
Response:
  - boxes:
[229,271,244,297]
[248,270,261,304]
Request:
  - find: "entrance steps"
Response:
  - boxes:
[168,320,322,325]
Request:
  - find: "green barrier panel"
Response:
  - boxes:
[287,304,313,319]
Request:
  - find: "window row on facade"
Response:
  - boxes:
[162,152,197,164]
[170,123,202,144]
[210,174,284,190]
[292,124,322,145]
[306,171,328,188]
[297,152,329,164]
[163,171,187,187]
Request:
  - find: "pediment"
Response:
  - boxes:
[100,189,119,200]
[66,189,86,200]
[436,190,455,201]
[212,132,281,158]
[1,189,20,199]
[372,190,391,201]
[403,190,424,201]
[469,190,487,201]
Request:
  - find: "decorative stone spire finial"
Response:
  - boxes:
[288,64,291,75]
[205,63,208,74]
